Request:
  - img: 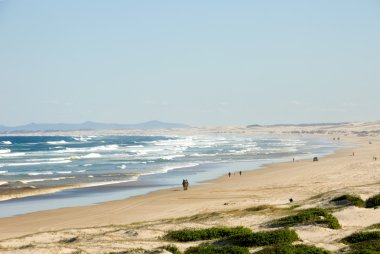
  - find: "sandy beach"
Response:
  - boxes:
[0,124,379,253]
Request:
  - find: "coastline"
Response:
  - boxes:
[0,134,339,217]
[0,133,375,242]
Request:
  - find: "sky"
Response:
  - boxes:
[0,0,379,126]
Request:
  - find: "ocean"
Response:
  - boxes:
[0,134,342,217]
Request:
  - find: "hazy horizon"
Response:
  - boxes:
[1,0,379,126]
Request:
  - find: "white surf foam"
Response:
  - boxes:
[1,141,12,145]
[82,153,102,159]
[19,177,75,184]
[161,154,185,160]
[149,162,199,175]
[0,181,8,186]
[28,171,54,176]
[0,149,11,154]
[118,164,127,169]
[57,171,72,174]
[47,140,68,145]
[0,152,26,158]
[82,176,139,188]
[0,170,7,174]
[57,145,120,154]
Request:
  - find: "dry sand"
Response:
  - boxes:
[0,124,380,253]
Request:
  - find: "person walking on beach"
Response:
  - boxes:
[182,179,189,190]
[239,171,242,176]
[228,172,231,178]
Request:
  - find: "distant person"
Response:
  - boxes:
[228,172,231,178]
[353,152,355,156]
[185,179,189,190]
[239,171,242,176]
[293,158,295,162]
[182,179,186,190]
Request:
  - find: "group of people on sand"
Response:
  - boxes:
[182,179,189,190]
[228,171,242,177]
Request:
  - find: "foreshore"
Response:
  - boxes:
[0,131,379,251]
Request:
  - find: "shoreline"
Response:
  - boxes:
[0,134,373,241]
[0,134,340,217]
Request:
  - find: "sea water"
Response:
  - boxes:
[0,134,343,217]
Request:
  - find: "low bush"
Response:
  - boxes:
[256,244,331,254]
[245,205,274,212]
[223,228,298,247]
[269,208,341,229]
[164,226,251,242]
[367,223,380,229]
[366,194,380,208]
[342,231,380,244]
[159,244,181,254]
[347,240,380,253]
[331,194,365,208]
[184,245,249,254]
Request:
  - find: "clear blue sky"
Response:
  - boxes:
[0,0,379,126]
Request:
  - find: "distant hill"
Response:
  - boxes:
[247,122,350,128]
[0,120,190,133]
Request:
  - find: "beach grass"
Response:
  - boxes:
[184,244,249,254]
[365,194,380,208]
[342,231,380,244]
[164,226,252,242]
[268,208,341,229]
[220,228,299,247]
[256,244,331,254]
[341,231,380,253]
[331,194,365,208]
[158,244,181,254]
[367,223,380,229]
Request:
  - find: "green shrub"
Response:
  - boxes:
[269,208,341,229]
[245,205,274,212]
[165,226,252,242]
[223,228,298,247]
[256,244,331,254]
[366,194,380,208]
[348,240,380,253]
[342,231,380,244]
[159,244,181,254]
[331,194,365,208]
[184,245,249,254]
[367,223,380,229]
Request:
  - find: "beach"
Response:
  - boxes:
[0,124,379,253]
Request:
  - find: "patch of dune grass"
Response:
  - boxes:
[244,205,274,212]
[164,226,251,242]
[268,208,341,229]
[220,228,299,247]
[158,245,181,254]
[367,223,380,229]
[184,245,249,254]
[366,194,380,208]
[256,244,331,254]
[342,231,380,244]
[331,194,365,208]
[347,240,380,253]
[342,231,380,254]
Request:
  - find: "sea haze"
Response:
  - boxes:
[0,134,343,217]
